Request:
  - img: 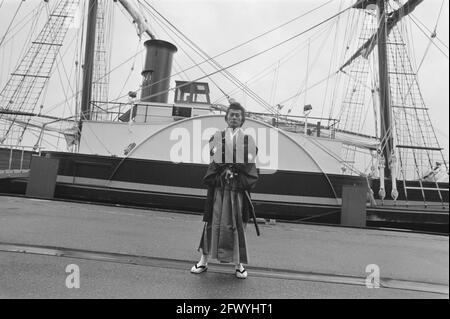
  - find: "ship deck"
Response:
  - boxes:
[0,195,448,299]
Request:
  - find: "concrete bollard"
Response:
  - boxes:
[25,155,59,199]
[341,184,367,227]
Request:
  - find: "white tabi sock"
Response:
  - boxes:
[235,263,245,272]
[198,254,208,266]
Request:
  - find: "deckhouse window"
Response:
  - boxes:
[174,81,211,104]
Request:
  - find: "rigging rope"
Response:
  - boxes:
[0,0,25,49]
[106,0,359,111]
[409,16,449,59]
[287,21,336,113]
[328,4,360,123]
[140,0,368,115]
[277,71,339,106]
[41,0,362,119]
[269,61,280,107]
[0,2,43,50]
[321,0,344,119]
[144,0,337,78]
[139,0,278,115]
[413,0,447,73]
[211,28,324,106]
[388,18,447,179]
[142,18,189,82]
[115,41,140,101]
[143,6,231,103]
[411,13,449,50]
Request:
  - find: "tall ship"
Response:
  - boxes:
[0,0,448,233]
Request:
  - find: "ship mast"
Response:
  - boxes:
[79,0,157,125]
[340,0,426,179]
[376,0,392,178]
[80,0,98,122]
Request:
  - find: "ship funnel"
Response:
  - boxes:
[141,39,178,103]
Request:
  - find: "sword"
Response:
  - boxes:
[244,190,260,236]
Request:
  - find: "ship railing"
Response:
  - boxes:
[88,100,213,122]
[87,100,342,139]
[230,111,340,139]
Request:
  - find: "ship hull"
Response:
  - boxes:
[1,149,447,232]
[49,151,364,223]
[2,150,447,232]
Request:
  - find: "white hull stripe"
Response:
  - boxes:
[56,175,341,206]
[373,199,449,209]
[405,186,449,192]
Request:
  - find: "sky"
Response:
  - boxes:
[0,0,448,158]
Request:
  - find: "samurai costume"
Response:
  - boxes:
[198,128,258,264]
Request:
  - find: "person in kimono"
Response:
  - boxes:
[190,102,259,279]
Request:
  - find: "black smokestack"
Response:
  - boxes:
[141,39,178,103]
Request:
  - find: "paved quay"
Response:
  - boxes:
[0,195,448,298]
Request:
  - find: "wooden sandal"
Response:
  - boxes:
[190,263,208,274]
[235,267,248,279]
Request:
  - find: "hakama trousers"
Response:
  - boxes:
[198,186,248,264]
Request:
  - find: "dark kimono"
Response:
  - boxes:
[198,128,258,264]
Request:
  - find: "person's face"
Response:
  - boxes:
[226,109,243,129]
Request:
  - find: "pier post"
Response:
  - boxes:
[341,184,367,227]
[25,156,59,199]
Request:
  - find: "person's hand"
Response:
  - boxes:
[224,168,234,182]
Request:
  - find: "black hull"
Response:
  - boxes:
[1,151,448,233]
[52,151,364,222]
